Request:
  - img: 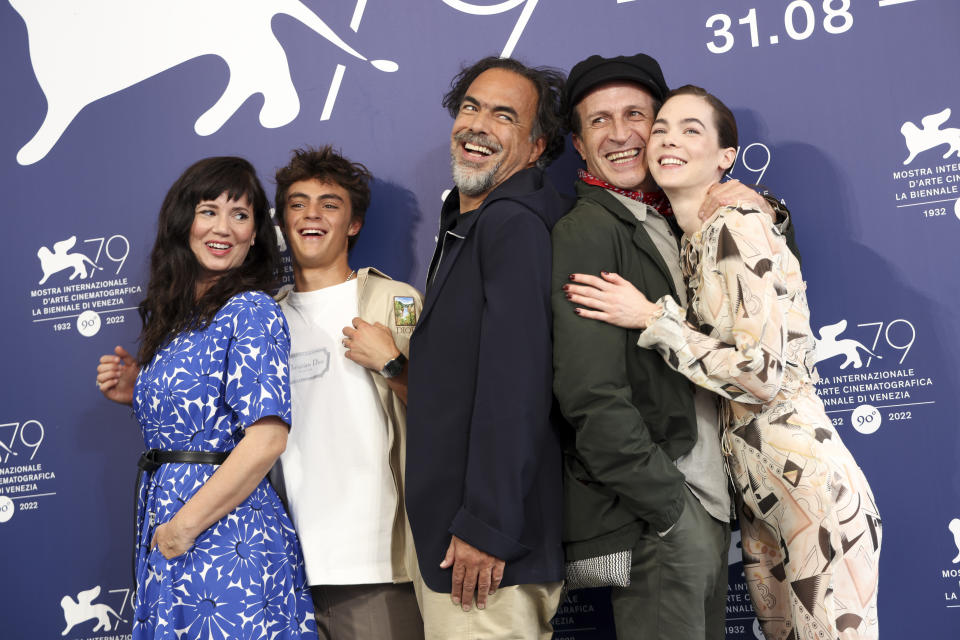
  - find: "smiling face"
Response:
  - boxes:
[647,93,737,195]
[282,178,360,271]
[189,191,256,286]
[572,82,658,192]
[449,68,545,210]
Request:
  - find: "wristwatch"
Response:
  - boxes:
[379,352,407,379]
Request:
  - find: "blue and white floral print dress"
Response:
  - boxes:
[131,291,316,640]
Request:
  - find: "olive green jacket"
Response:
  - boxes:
[553,183,698,560]
[552,182,797,562]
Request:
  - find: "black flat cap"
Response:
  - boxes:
[562,53,668,117]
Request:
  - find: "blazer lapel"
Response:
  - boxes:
[586,186,681,302]
[631,222,680,301]
[417,227,468,328]
[416,169,543,328]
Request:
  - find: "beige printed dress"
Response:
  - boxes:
[637,205,881,640]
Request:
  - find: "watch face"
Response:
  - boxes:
[381,353,407,379]
[382,360,401,378]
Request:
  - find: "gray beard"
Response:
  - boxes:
[450,154,501,197]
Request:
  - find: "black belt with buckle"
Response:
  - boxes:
[132,448,231,585]
[137,448,230,473]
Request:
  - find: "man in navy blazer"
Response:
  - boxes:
[405,57,569,638]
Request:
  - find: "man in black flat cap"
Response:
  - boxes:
[550,53,795,640]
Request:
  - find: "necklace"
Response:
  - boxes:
[345,269,356,282]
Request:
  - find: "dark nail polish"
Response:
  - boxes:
[568,274,575,280]
[601,270,609,276]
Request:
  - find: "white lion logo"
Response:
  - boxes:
[814,320,881,370]
[10,0,398,165]
[949,518,960,564]
[900,108,960,166]
[37,236,101,284]
[60,586,125,636]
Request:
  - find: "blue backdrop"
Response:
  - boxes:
[2,1,959,638]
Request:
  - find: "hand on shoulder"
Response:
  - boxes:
[700,179,773,222]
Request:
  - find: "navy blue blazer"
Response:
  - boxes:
[405,167,571,592]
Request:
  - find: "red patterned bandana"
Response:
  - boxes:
[578,169,673,217]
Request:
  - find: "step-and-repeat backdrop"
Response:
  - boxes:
[2,1,958,638]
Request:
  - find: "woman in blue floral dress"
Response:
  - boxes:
[96,157,317,640]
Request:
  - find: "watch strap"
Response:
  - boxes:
[380,352,407,379]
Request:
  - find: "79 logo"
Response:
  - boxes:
[855,319,915,367]
[814,318,916,370]
[727,142,772,186]
[37,234,131,286]
[0,419,45,464]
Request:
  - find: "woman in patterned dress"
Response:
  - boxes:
[96,157,316,639]
[563,86,880,639]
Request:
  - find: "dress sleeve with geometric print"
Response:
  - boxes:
[637,205,815,406]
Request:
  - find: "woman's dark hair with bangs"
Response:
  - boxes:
[137,156,279,364]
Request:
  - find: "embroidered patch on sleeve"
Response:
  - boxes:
[393,296,417,326]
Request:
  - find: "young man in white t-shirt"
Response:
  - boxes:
[272,146,424,639]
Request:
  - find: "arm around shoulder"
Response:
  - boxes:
[639,209,789,403]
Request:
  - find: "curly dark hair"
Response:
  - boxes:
[137,156,279,365]
[441,56,566,167]
[274,146,371,251]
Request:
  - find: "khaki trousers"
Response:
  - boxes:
[405,525,562,639]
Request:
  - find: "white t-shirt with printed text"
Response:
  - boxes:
[279,280,397,585]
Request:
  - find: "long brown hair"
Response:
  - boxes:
[137,157,279,364]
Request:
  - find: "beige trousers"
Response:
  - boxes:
[405,526,562,639]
